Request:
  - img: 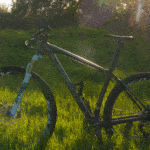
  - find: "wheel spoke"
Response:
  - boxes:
[126,86,146,110]
[103,73,150,139]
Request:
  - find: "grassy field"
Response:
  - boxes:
[0,25,150,150]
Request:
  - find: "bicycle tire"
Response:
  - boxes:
[0,66,57,150]
[103,72,150,138]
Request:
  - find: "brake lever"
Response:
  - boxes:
[25,25,52,49]
[31,26,52,38]
[29,38,39,42]
[25,38,40,49]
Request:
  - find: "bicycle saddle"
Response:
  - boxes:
[104,34,133,40]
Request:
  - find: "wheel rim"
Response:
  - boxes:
[104,76,150,139]
[0,68,55,149]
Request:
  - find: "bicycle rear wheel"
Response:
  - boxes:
[0,66,57,150]
[103,73,150,139]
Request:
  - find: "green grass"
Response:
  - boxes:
[0,25,150,150]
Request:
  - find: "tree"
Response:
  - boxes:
[10,0,82,26]
[78,0,149,34]
[78,0,118,28]
[0,4,9,13]
[11,0,28,18]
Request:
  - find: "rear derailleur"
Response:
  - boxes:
[138,104,150,137]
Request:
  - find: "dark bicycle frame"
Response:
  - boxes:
[37,38,145,128]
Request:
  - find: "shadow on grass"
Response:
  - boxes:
[1,137,30,150]
[55,128,150,150]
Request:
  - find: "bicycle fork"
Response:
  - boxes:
[7,54,42,118]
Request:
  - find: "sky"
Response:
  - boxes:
[0,0,15,12]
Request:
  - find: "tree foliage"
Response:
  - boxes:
[78,0,118,28]
[10,0,82,28]
[78,0,150,32]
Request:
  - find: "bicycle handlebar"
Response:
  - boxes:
[31,25,52,38]
[25,25,52,49]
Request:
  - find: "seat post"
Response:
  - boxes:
[94,39,124,118]
[103,33,133,73]
[109,39,124,73]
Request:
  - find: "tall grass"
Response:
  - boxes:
[0,26,150,150]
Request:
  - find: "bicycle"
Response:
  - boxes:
[1,26,150,149]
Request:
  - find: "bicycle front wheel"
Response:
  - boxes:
[0,66,57,150]
[103,72,150,139]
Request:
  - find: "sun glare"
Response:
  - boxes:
[136,0,143,22]
[0,0,15,12]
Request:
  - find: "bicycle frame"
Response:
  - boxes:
[9,37,144,128]
[41,40,146,127]
[38,40,125,121]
